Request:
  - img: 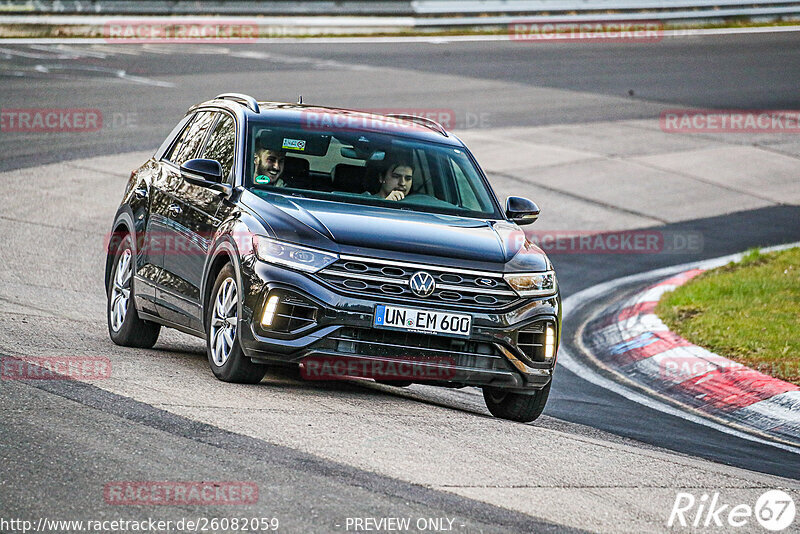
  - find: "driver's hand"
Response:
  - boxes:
[385,190,406,201]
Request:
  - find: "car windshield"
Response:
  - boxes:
[245,120,502,219]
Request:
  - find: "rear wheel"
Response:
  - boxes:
[206,264,266,384]
[482,382,551,423]
[107,234,160,348]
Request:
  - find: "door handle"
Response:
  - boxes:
[134,187,148,199]
[168,204,182,215]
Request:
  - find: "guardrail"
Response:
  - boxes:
[1,0,799,38]
[415,0,800,14]
[2,0,800,19]
[0,1,415,15]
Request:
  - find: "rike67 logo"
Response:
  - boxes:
[668,490,796,531]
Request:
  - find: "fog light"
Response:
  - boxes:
[261,295,280,327]
[544,326,555,359]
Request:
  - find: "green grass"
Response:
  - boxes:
[656,247,800,385]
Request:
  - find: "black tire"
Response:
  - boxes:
[206,264,266,384]
[107,234,160,348]
[482,381,551,423]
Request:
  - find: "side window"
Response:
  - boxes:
[200,114,236,183]
[164,115,195,163]
[156,113,194,161]
[167,111,216,166]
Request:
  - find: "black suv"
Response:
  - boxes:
[106,93,560,422]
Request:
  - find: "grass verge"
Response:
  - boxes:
[656,247,800,385]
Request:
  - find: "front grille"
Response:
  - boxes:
[321,327,512,372]
[315,256,519,309]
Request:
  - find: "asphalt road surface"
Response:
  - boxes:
[1,31,799,532]
[1,31,799,171]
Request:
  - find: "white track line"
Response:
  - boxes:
[558,241,800,455]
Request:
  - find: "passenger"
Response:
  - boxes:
[376,160,414,201]
[254,147,286,187]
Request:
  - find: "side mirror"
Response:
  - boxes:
[180,158,224,186]
[506,196,540,225]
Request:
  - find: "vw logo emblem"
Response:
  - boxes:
[409,271,436,297]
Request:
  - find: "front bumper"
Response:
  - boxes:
[238,259,561,391]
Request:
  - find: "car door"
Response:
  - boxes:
[158,111,237,332]
[153,111,217,330]
[197,111,239,236]
[137,112,196,317]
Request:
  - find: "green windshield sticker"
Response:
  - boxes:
[282,138,306,151]
[254,174,272,184]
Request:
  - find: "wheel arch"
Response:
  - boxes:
[105,209,136,295]
[202,238,244,335]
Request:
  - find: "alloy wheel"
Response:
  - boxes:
[109,247,132,332]
[210,277,238,367]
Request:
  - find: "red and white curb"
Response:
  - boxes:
[557,242,800,454]
[587,269,799,444]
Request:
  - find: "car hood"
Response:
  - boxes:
[242,191,549,271]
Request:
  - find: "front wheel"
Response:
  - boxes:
[206,264,266,384]
[482,382,551,423]
[107,234,160,348]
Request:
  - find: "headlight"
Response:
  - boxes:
[504,271,557,297]
[253,236,338,273]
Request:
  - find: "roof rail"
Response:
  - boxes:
[215,93,260,113]
[384,114,448,137]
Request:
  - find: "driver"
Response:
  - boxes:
[254,147,286,187]
[376,160,414,201]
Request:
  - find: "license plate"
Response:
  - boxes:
[374,304,472,337]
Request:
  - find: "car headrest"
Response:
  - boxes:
[283,156,309,176]
[362,160,385,194]
[282,156,313,189]
[332,164,367,193]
